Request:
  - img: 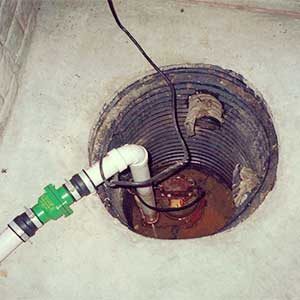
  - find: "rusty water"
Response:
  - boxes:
[130,166,236,239]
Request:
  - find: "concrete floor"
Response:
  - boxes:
[0,0,300,299]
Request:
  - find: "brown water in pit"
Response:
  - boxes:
[129,168,236,239]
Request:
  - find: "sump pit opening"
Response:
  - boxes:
[89,64,278,239]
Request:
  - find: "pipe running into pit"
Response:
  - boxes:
[84,144,157,223]
[0,144,157,263]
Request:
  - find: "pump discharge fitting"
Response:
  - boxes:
[0,144,157,263]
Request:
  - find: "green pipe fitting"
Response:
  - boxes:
[32,184,74,224]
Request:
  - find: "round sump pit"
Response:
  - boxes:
[89,64,278,239]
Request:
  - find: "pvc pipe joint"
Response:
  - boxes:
[0,144,157,263]
[85,144,158,223]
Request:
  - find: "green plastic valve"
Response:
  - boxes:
[32,184,74,224]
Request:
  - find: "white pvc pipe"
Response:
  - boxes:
[85,144,157,222]
[0,227,23,263]
[0,144,157,263]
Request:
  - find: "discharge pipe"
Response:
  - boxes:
[0,144,157,263]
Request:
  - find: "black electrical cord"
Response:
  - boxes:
[99,0,190,190]
[128,189,205,213]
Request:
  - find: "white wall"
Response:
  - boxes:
[0,0,40,137]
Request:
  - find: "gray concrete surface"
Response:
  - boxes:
[181,0,300,12]
[0,0,40,138]
[0,0,299,299]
